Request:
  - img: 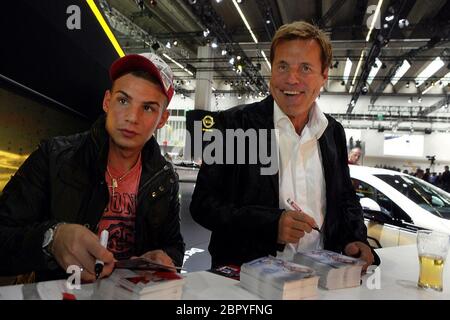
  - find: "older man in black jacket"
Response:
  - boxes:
[0,53,184,282]
[190,21,379,271]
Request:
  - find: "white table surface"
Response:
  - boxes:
[1,245,449,300]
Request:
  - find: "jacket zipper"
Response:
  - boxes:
[138,164,170,194]
[133,164,171,255]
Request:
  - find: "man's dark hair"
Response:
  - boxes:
[111,70,160,89]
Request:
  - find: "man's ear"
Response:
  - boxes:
[103,90,111,113]
[156,110,170,129]
[322,67,329,82]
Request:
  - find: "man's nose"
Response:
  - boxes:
[125,105,140,123]
[285,69,301,84]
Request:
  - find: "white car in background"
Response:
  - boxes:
[173,160,201,183]
[349,165,450,248]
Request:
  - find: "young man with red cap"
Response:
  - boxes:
[0,53,185,282]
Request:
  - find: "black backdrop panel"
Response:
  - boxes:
[0,0,120,121]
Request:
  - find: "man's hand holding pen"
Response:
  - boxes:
[52,224,114,282]
[277,210,320,245]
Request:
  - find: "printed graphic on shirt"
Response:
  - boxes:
[98,156,142,260]
[99,193,137,260]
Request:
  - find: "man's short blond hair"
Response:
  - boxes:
[270,21,333,73]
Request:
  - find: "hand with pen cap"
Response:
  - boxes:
[51,224,115,282]
[277,210,320,245]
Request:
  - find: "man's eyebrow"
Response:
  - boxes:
[115,90,131,99]
[142,100,162,108]
[114,90,162,108]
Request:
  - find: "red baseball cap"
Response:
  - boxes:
[109,52,175,104]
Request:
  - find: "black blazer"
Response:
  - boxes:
[190,95,379,267]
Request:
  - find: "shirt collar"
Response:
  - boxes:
[273,100,328,140]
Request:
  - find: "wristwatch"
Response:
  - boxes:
[42,223,64,257]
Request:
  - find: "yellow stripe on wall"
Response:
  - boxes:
[86,0,125,57]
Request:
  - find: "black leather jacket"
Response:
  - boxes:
[190,95,379,267]
[0,115,184,280]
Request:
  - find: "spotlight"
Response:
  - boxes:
[377,34,384,44]
[361,85,368,95]
[173,40,178,46]
[398,19,409,29]
[151,42,160,51]
[211,38,218,49]
[406,81,410,88]
[188,0,197,4]
[408,97,412,103]
[265,12,271,24]
[229,57,235,65]
[418,97,422,103]
[221,49,227,56]
[165,41,171,48]
[203,28,210,37]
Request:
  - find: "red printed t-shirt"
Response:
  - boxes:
[98,155,142,260]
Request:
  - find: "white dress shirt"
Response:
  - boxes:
[273,100,328,258]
